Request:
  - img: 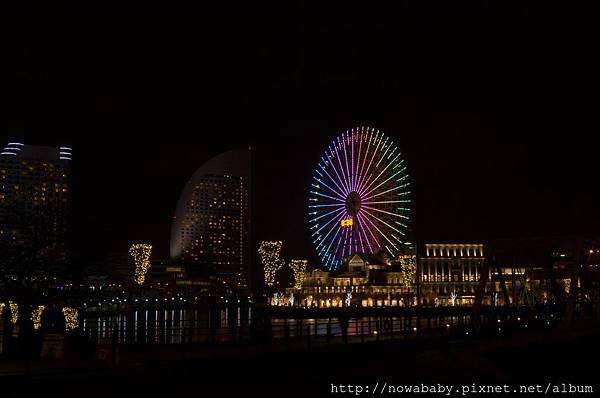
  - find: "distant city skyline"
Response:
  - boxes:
[3,129,598,268]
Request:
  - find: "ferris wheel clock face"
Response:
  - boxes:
[308,127,412,271]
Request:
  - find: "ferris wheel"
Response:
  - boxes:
[308,127,412,271]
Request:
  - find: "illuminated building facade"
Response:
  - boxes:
[0,142,72,261]
[419,244,487,306]
[171,149,251,294]
[289,240,594,308]
[289,244,498,307]
[295,253,419,308]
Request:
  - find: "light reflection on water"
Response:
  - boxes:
[83,307,471,344]
[83,307,253,344]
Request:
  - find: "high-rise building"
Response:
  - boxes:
[0,142,72,262]
[171,149,251,294]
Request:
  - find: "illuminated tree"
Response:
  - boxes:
[398,255,417,287]
[258,241,285,287]
[129,243,153,285]
[0,213,67,356]
[62,307,79,331]
[289,293,295,307]
[9,302,18,324]
[31,305,44,330]
[289,259,308,289]
[564,278,571,294]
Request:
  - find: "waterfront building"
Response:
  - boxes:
[288,238,599,308]
[170,149,251,294]
[419,243,487,306]
[296,252,418,307]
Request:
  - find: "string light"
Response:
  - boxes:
[129,243,153,285]
[398,255,417,287]
[289,293,295,306]
[258,241,285,286]
[564,278,571,294]
[272,292,283,306]
[62,307,79,331]
[450,291,457,306]
[289,259,308,289]
[9,302,18,324]
[345,291,352,307]
[31,305,45,330]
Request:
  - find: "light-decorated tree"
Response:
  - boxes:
[258,241,285,287]
[289,259,308,289]
[129,243,153,285]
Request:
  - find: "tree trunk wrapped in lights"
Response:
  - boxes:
[62,307,79,332]
[129,243,153,285]
[31,305,44,330]
[289,259,308,289]
[9,302,18,324]
[258,241,285,287]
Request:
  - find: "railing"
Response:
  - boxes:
[81,305,565,347]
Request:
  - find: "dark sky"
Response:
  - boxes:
[1,2,599,264]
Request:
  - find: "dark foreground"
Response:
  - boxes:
[2,326,599,397]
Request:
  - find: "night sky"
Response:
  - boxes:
[1,2,599,265]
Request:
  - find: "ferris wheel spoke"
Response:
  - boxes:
[359,153,402,197]
[360,141,396,195]
[362,205,410,221]
[355,216,368,253]
[357,215,375,253]
[375,137,393,168]
[361,164,407,199]
[361,206,408,227]
[356,224,365,253]
[340,221,352,259]
[354,128,364,193]
[359,211,398,251]
[327,226,346,269]
[390,234,405,245]
[362,199,411,205]
[309,203,345,208]
[313,176,346,200]
[362,179,409,201]
[329,145,351,194]
[319,160,348,197]
[356,127,373,195]
[350,129,356,192]
[357,130,383,196]
[320,222,342,258]
[334,136,351,194]
[309,206,345,225]
[315,211,348,250]
[311,207,346,236]
[360,207,405,236]
[356,212,380,250]
[310,190,345,202]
